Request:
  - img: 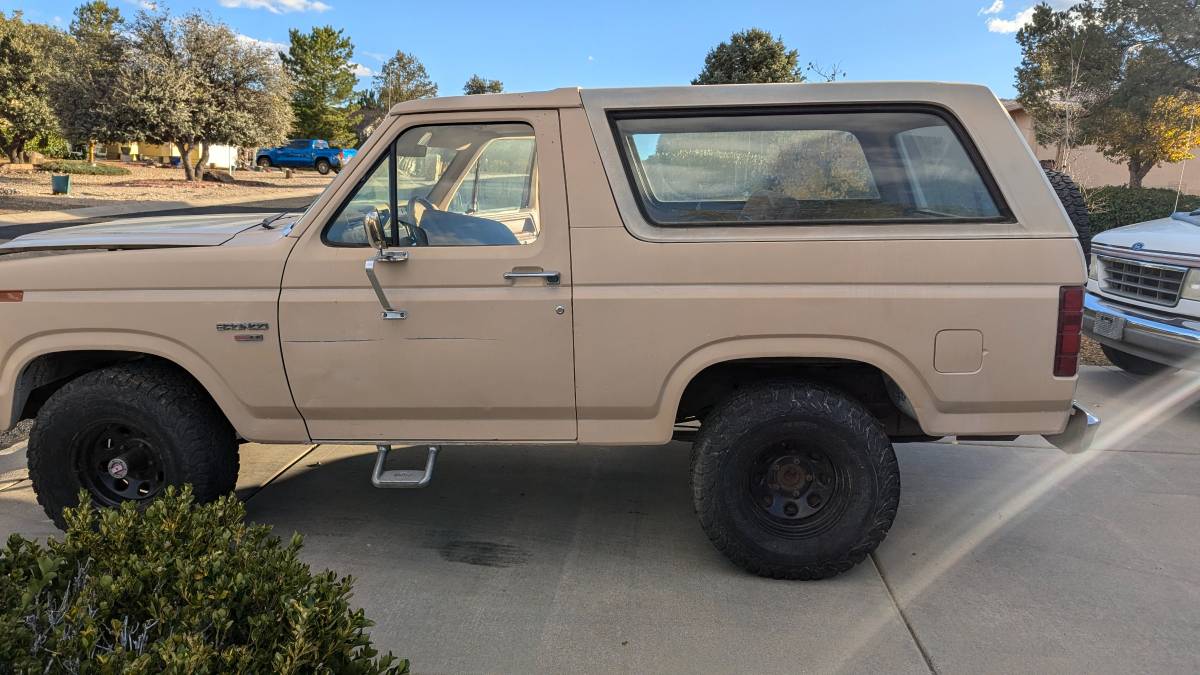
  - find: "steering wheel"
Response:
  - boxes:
[406,196,436,228]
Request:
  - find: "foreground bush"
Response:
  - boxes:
[0,488,406,674]
[38,160,130,176]
[1087,185,1200,233]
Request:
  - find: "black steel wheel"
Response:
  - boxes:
[74,421,167,506]
[746,443,852,539]
[28,360,239,529]
[692,381,900,580]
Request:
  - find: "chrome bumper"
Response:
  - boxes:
[1083,293,1200,370]
[1043,402,1100,454]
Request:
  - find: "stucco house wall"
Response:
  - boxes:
[1004,101,1197,192]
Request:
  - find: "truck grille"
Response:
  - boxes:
[1097,255,1187,306]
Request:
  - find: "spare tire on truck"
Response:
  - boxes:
[1044,169,1092,257]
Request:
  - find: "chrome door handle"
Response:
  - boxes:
[504,270,561,285]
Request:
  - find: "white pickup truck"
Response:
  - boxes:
[1085,210,1200,374]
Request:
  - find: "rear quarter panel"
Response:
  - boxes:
[562,83,1085,445]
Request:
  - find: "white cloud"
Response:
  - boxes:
[985,0,1077,33]
[121,0,158,9]
[236,33,288,54]
[351,63,372,77]
[360,51,389,63]
[218,0,331,14]
[52,15,64,24]
[979,0,1004,15]
[987,6,1035,32]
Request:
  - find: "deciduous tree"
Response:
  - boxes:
[1090,93,1200,187]
[693,28,805,85]
[122,9,294,181]
[1015,0,1200,187]
[463,74,503,95]
[0,12,65,163]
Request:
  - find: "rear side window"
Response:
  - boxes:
[612,108,1006,225]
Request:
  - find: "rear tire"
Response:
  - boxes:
[1044,169,1092,257]
[691,381,899,580]
[256,156,272,168]
[28,360,239,529]
[315,158,332,175]
[1101,344,1175,376]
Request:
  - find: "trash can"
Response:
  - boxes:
[51,174,71,195]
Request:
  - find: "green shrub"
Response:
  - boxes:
[30,131,71,159]
[38,160,130,176]
[0,487,407,674]
[1086,185,1200,233]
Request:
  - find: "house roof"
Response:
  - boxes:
[1001,98,1024,112]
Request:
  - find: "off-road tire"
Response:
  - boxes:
[315,158,332,175]
[1101,344,1175,376]
[1044,169,1092,257]
[28,360,239,529]
[691,381,899,580]
[256,156,272,168]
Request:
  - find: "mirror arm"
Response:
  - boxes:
[365,252,409,320]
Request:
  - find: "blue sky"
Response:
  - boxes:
[2,0,1072,98]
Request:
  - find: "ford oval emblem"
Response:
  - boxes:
[1132,242,1145,250]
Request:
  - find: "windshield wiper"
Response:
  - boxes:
[259,212,292,229]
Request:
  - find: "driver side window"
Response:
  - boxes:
[323,122,539,247]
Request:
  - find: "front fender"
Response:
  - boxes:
[1,331,307,443]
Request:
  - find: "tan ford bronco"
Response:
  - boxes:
[0,83,1097,579]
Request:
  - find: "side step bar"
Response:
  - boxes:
[371,444,438,488]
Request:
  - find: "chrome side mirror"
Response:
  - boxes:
[362,208,408,320]
[364,209,386,253]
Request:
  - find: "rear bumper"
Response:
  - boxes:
[1043,401,1100,454]
[1083,293,1200,370]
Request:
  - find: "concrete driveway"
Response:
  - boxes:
[2,366,1198,674]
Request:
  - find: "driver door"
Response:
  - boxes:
[279,111,576,442]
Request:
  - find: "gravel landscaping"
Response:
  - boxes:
[0,419,32,451]
[0,161,331,215]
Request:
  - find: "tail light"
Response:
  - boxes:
[0,291,22,302]
[1054,286,1084,377]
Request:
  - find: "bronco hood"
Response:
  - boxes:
[0,212,279,254]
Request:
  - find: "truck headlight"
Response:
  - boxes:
[1184,269,1200,301]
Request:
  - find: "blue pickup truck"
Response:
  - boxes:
[255,139,357,175]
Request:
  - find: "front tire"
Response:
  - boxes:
[28,361,239,529]
[691,381,899,579]
[1101,344,1175,376]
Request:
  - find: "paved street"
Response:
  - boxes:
[0,194,316,243]
[2,366,1198,674]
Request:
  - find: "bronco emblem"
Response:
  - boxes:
[216,322,270,332]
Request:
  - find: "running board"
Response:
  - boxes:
[371,444,438,488]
